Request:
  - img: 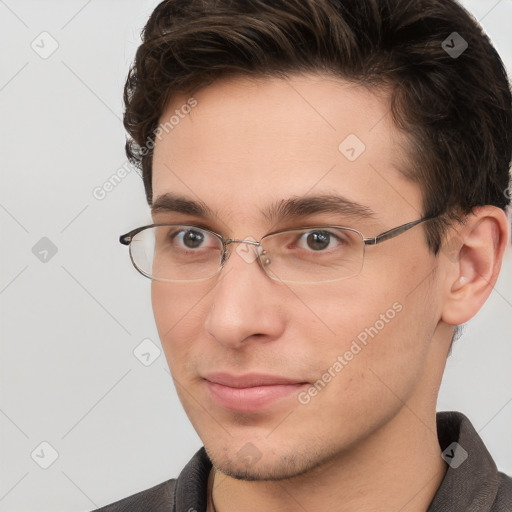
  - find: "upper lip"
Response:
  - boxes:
[203,372,307,388]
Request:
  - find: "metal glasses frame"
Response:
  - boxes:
[119,216,436,282]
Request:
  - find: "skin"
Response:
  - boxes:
[150,74,509,512]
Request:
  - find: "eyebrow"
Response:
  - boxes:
[151,192,376,223]
[263,194,376,222]
[152,194,214,218]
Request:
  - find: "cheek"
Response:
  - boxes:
[292,301,424,440]
[151,282,208,368]
[296,273,434,394]
[289,277,399,346]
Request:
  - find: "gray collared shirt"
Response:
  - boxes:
[95,411,512,511]
[428,411,511,511]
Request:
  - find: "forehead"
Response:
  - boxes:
[151,74,422,228]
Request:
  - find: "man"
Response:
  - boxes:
[97,0,512,510]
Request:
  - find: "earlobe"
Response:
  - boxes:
[441,206,509,326]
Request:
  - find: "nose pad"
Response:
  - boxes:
[223,239,264,266]
[218,240,275,282]
[260,248,272,267]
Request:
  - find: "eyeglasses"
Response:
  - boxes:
[119,216,435,284]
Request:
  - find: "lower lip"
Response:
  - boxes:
[205,381,307,412]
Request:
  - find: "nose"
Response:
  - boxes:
[204,241,286,350]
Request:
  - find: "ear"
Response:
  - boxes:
[440,206,510,326]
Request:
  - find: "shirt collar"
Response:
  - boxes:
[428,411,499,511]
[172,411,500,512]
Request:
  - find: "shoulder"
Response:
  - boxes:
[92,478,176,512]
[431,411,512,511]
[91,446,211,512]
[490,472,512,511]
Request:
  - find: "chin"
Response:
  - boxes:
[204,441,331,482]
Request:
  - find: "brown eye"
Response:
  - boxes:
[181,229,205,248]
[305,231,331,251]
[296,230,341,251]
[167,227,213,250]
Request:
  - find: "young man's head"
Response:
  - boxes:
[122,0,511,483]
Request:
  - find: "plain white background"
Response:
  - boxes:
[0,1,511,510]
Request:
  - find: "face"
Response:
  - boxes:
[151,74,443,480]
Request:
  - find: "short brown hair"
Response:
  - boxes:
[124,0,512,253]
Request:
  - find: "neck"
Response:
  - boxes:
[211,406,447,512]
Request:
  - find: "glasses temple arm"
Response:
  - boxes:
[363,216,436,246]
